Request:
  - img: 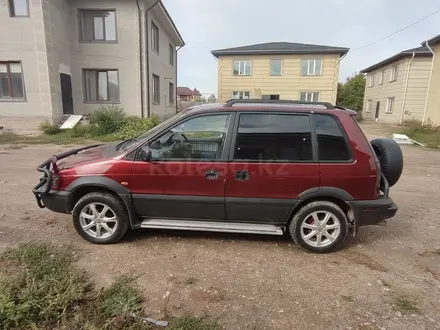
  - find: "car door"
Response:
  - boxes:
[130,112,234,220]
[225,112,320,223]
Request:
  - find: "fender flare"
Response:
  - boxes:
[297,187,354,201]
[66,176,139,228]
[289,186,354,220]
[66,176,130,195]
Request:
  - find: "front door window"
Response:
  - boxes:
[149,114,231,161]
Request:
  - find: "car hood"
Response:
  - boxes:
[57,144,109,170]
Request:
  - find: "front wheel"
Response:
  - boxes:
[289,201,348,253]
[72,192,129,244]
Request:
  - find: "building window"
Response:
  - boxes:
[390,65,398,82]
[169,82,174,104]
[379,71,384,85]
[83,69,119,102]
[234,114,313,162]
[8,0,29,17]
[368,74,374,87]
[233,60,252,76]
[270,59,282,76]
[386,97,395,113]
[0,62,25,100]
[300,92,320,102]
[315,114,351,161]
[301,59,322,76]
[151,21,159,53]
[169,44,174,66]
[80,10,116,42]
[232,91,250,99]
[152,74,160,104]
[366,99,372,113]
[262,94,280,100]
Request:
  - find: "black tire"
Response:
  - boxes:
[72,192,129,244]
[289,201,348,253]
[371,138,403,187]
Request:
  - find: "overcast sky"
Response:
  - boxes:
[164,0,440,95]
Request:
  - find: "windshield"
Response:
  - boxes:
[136,111,187,141]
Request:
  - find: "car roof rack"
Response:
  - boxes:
[224,99,335,109]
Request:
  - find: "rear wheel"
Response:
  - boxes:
[72,192,129,244]
[289,201,348,253]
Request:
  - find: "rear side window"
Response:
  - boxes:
[315,114,351,161]
[234,113,313,161]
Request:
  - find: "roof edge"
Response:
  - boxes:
[425,34,440,46]
[211,48,350,58]
[158,0,185,46]
[361,50,432,73]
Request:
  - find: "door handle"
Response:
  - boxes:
[205,169,218,180]
[235,170,250,181]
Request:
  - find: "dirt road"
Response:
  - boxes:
[1,130,439,329]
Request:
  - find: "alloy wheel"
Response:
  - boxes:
[300,211,341,248]
[79,202,118,239]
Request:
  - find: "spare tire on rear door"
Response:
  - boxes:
[371,138,403,187]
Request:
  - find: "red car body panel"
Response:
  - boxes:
[225,163,320,199]
[129,161,227,197]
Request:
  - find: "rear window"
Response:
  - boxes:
[315,114,351,161]
[234,113,313,161]
[352,117,378,162]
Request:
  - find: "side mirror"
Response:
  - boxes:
[139,146,152,162]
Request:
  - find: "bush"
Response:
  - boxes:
[39,120,60,135]
[148,114,161,126]
[36,106,161,143]
[113,116,160,140]
[89,105,127,136]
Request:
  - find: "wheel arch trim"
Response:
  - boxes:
[288,186,354,222]
[66,176,139,228]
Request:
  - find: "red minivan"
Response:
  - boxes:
[33,100,403,253]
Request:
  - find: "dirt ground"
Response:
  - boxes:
[1,123,440,330]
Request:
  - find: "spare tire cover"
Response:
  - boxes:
[370,138,403,187]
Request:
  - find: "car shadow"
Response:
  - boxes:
[122,228,292,245]
[120,222,401,250]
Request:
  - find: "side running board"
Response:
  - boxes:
[140,219,284,236]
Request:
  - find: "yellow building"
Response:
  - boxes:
[425,34,440,125]
[361,33,440,126]
[211,42,349,104]
[361,46,433,124]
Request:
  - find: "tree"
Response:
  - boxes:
[207,94,217,103]
[336,73,365,112]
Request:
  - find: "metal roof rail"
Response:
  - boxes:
[224,99,335,109]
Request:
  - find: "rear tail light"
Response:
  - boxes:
[51,174,60,190]
[376,162,381,192]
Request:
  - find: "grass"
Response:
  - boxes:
[0,243,91,329]
[0,130,118,146]
[0,243,221,330]
[393,295,420,315]
[168,316,221,330]
[0,132,22,144]
[399,120,440,148]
